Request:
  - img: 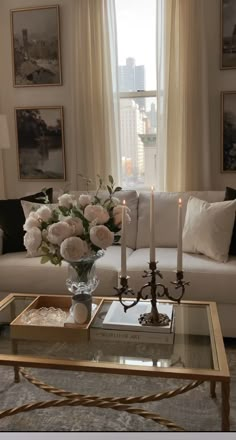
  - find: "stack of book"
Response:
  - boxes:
[90,301,175,344]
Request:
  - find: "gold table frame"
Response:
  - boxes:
[0,293,231,431]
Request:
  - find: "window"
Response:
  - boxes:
[115,0,157,189]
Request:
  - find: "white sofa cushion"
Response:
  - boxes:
[125,247,236,304]
[182,196,236,262]
[0,246,133,296]
[136,191,225,249]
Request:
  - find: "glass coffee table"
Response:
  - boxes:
[0,293,230,431]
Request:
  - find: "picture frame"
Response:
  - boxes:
[10,5,62,86]
[15,106,66,180]
[220,0,236,69]
[221,91,236,172]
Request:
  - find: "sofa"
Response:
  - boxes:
[1,189,236,337]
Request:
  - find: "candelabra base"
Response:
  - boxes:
[114,263,189,329]
[138,312,171,327]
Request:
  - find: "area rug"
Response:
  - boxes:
[0,339,235,432]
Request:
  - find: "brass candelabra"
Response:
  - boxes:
[114,261,190,327]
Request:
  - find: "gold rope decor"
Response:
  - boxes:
[0,368,205,432]
[20,367,204,404]
[0,396,185,431]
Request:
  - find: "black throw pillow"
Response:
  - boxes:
[0,188,53,254]
[224,186,236,255]
[22,188,53,204]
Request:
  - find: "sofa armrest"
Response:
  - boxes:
[0,228,3,255]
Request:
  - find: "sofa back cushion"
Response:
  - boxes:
[136,191,225,249]
[53,189,139,250]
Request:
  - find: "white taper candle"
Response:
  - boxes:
[150,186,155,263]
[177,197,183,272]
[121,200,127,278]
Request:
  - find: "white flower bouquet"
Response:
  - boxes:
[23,176,131,266]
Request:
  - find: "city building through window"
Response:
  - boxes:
[115,0,157,189]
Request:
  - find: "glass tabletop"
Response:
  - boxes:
[0,294,223,375]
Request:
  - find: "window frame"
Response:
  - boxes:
[119,91,157,99]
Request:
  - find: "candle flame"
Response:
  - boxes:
[178,198,182,205]
[151,186,154,192]
[123,200,126,206]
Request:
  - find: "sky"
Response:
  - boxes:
[115,0,156,90]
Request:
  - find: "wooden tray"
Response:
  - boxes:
[10,295,104,342]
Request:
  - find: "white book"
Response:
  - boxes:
[90,301,175,344]
[102,300,173,333]
[89,322,175,344]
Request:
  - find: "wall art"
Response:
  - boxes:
[15,106,66,180]
[221,91,236,172]
[221,0,236,69]
[11,5,62,86]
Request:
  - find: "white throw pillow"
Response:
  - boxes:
[21,200,57,220]
[182,196,236,262]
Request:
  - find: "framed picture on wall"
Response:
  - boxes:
[221,91,236,172]
[10,5,62,86]
[15,106,66,180]
[221,0,236,69]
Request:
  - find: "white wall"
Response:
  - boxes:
[0,0,79,198]
[0,0,236,197]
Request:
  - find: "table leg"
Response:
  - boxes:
[10,301,20,383]
[14,366,20,383]
[10,300,16,321]
[12,340,20,383]
[221,381,230,431]
[210,381,216,398]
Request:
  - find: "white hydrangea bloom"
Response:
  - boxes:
[36,205,52,222]
[28,211,39,220]
[114,213,131,226]
[23,216,40,231]
[84,205,109,224]
[64,217,84,236]
[24,227,42,254]
[113,205,131,226]
[113,213,122,226]
[90,225,114,249]
[58,193,74,209]
[60,236,88,261]
[47,221,72,245]
[113,205,131,216]
[79,194,92,207]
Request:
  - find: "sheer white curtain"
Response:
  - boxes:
[73,0,121,189]
[156,0,211,191]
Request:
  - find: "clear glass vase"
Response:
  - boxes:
[66,250,104,324]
